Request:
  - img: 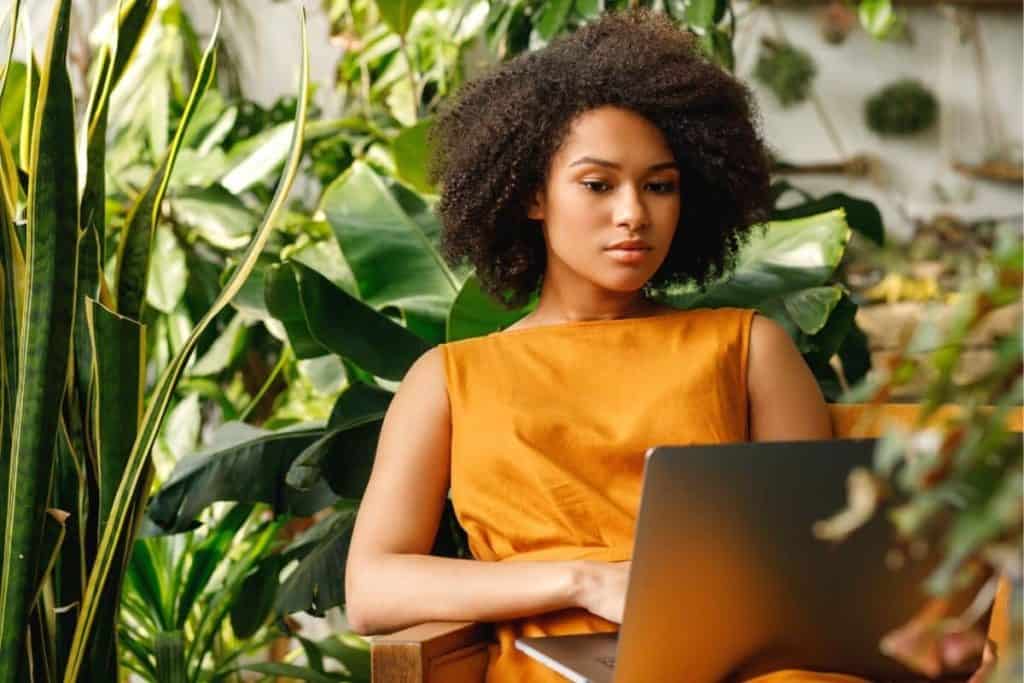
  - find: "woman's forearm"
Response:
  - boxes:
[345,554,584,635]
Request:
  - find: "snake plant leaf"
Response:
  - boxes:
[320,160,460,330]
[274,509,355,617]
[114,13,218,321]
[76,0,157,405]
[662,209,851,310]
[0,0,78,677]
[87,298,144,535]
[64,11,310,680]
[374,0,426,38]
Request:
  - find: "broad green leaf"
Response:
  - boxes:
[290,236,359,298]
[782,285,844,336]
[286,417,382,497]
[290,261,432,379]
[274,510,355,617]
[168,185,258,250]
[153,392,201,482]
[146,422,335,533]
[229,554,282,639]
[145,226,187,313]
[265,263,330,358]
[534,0,572,39]
[374,0,426,38]
[447,272,532,341]
[63,12,311,680]
[392,117,434,193]
[0,1,77,675]
[320,161,458,327]
[114,16,218,320]
[187,313,248,377]
[772,192,884,246]
[662,210,850,310]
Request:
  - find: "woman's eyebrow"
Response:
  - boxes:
[568,156,678,172]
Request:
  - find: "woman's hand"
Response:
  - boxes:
[575,560,631,624]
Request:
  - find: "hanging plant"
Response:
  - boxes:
[819,0,857,45]
[754,37,817,108]
[865,78,938,136]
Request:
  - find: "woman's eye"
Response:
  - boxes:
[647,181,677,194]
[582,180,610,193]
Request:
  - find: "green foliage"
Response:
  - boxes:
[864,78,938,136]
[0,1,312,679]
[754,37,817,108]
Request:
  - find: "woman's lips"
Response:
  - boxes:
[605,247,651,264]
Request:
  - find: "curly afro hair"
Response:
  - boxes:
[428,9,774,309]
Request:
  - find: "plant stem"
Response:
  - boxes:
[398,33,421,119]
[239,346,291,423]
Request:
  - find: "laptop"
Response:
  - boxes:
[515,439,986,682]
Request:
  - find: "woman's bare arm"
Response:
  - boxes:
[344,347,591,635]
[747,314,833,441]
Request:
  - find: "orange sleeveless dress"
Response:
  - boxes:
[440,307,866,683]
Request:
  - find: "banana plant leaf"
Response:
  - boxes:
[770,180,884,246]
[662,209,851,309]
[274,509,355,617]
[0,1,77,675]
[266,261,430,379]
[320,160,462,340]
[146,422,338,534]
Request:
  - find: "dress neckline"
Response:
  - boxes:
[487,307,690,337]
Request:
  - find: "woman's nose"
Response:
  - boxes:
[614,185,648,231]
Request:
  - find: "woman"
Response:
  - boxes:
[345,10,916,682]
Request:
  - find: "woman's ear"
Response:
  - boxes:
[527,190,545,221]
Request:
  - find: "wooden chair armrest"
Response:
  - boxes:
[370,621,494,683]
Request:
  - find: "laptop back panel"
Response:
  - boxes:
[613,439,980,682]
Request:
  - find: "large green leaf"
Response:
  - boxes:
[447,273,533,342]
[320,160,459,329]
[275,509,355,617]
[63,12,311,679]
[772,191,884,246]
[167,185,258,250]
[391,118,434,194]
[374,0,426,38]
[0,1,78,676]
[267,261,431,378]
[114,14,218,320]
[662,209,851,310]
[146,422,336,533]
[286,415,384,496]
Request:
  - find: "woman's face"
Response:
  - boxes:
[528,106,681,296]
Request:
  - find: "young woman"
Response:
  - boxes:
[345,10,870,682]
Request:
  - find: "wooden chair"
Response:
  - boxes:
[369,403,1024,683]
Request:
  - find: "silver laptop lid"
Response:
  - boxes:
[613,438,981,682]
